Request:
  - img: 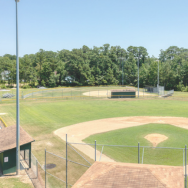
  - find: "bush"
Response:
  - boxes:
[29,82,36,88]
[182,86,188,92]
[22,85,30,89]
[1,85,6,89]
[41,80,46,87]
[7,85,14,88]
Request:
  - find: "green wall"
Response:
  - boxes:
[2,143,31,175]
[111,91,136,98]
[3,148,16,174]
[0,153,3,174]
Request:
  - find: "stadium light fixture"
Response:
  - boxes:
[15,0,20,175]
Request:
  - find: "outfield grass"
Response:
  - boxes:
[84,123,188,166]
[1,98,188,137]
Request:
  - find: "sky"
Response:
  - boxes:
[0,0,188,57]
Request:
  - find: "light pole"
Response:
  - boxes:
[137,49,140,98]
[118,57,126,86]
[15,0,20,175]
[156,59,159,95]
[157,60,159,93]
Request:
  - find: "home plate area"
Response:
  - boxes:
[72,162,183,188]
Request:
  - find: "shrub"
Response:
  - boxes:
[22,85,30,89]
[29,82,36,88]
[1,85,6,89]
[41,80,46,87]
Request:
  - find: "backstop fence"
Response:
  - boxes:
[36,135,188,188]
[0,86,185,103]
[144,85,165,96]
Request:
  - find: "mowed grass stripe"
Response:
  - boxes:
[0,99,188,137]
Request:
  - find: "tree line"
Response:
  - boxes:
[0,44,188,91]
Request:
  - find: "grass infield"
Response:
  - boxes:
[84,123,188,166]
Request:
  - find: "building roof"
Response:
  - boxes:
[0,125,35,153]
[72,162,183,188]
[111,89,135,92]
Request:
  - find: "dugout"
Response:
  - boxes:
[0,125,35,175]
[111,89,136,98]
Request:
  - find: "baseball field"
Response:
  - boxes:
[1,86,188,187]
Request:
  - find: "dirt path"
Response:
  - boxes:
[54,116,188,162]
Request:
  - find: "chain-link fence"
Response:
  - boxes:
[28,139,188,188]
[20,150,45,188]
[0,86,187,104]
[44,139,94,188]
[67,140,188,188]
[0,86,164,103]
[144,85,165,96]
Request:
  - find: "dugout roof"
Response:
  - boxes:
[0,125,35,153]
[72,162,183,188]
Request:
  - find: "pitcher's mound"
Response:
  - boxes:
[144,134,168,147]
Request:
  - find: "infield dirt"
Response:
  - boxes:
[54,116,188,162]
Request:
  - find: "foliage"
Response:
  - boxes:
[0,85,6,89]
[1,45,188,91]
[22,85,30,89]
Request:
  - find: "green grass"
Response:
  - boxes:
[1,98,188,137]
[1,96,188,186]
[0,178,33,188]
[84,123,188,166]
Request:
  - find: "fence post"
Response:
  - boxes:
[45,149,46,188]
[142,147,144,164]
[183,149,185,167]
[36,160,38,178]
[95,140,97,161]
[185,145,187,188]
[66,134,68,188]
[138,143,140,164]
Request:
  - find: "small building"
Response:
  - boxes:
[72,162,184,188]
[1,71,10,81]
[0,125,35,175]
[111,89,136,98]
